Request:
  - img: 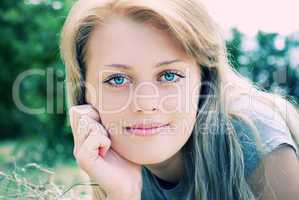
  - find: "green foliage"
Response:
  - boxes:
[0,0,74,166]
[226,28,299,104]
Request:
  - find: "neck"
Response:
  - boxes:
[144,150,185,184]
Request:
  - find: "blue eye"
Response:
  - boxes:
[103,73,130,87]
[159,70,185,83]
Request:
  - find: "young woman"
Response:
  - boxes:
[60,0,299,199]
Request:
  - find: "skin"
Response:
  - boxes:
[84,15,201,184]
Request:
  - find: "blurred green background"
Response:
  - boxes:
[0,0,74,168]
[0,0,298,198]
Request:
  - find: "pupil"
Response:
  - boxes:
[115,77,123,84]
[165,73,174,81]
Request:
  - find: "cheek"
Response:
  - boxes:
[160,85,199,113]
[99,88,131,113]
[175,110,197,137]
[98,113,125,137]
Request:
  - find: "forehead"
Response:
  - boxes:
[86,15,192,67]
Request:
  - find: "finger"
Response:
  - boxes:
[74,115,108,155]
[73,115,91,156]
[69,105,101,152]
[76,131,112,171]
[69,104,100,135]
[84,131,111,158]
[70,105,100,156]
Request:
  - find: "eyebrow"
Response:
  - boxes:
[104,59,183,69]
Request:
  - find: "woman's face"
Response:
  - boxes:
[85,15,201,165]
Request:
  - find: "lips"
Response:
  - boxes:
[127,122,169,129]
[125,122,170,136]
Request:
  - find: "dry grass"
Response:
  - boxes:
[0,140,103,200]
[0,162,99,200]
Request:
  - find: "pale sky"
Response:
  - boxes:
[201,0,299,36]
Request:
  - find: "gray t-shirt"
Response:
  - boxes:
[141,98,298,200]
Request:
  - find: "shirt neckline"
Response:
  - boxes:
[144,156,191,194]
[151,170,186,192]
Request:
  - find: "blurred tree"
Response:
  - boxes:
[226,29,299,104]
[0,0,74,166]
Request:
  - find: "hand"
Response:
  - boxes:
[69,104,142,199]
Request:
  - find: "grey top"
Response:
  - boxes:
[141,98,298,200]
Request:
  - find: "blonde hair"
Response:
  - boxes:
[60,0,299,199]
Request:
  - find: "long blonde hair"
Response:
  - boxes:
[60,0,299,199]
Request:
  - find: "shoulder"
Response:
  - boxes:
[247,144,299,200]
[230,96,299,177]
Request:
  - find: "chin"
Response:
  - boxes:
[120,148,175,165]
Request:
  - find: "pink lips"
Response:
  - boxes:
[125,122,170,136]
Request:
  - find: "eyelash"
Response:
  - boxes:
[102,70,186,88]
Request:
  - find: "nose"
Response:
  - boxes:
[131,82,160,114]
